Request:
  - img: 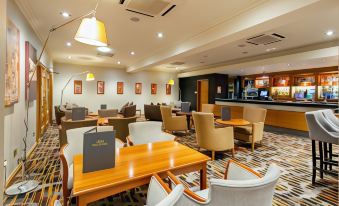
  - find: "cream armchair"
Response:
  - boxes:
[60,126,124,206]
[234,107,267,152]
[192,112,234,160]
[161,106,188,133]
[127,121,176,146]
[167,160,281,206]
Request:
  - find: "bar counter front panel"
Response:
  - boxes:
[215,99,338,131]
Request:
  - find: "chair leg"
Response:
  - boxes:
[319,141,324,179]
[232,148,235,158]
[211,151,215,161]
[324,143,328,171]
[197,147,200,151]
[329,143,333,170]
[251,142,255,152]
[312,140,316,184]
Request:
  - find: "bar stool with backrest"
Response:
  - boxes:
[305,110,339,184]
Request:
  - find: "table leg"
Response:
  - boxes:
[187,116,191,130]
[200,162,207,190]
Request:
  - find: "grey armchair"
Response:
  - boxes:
[305,110,339,184]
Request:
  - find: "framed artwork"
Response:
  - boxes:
[151,83,157,95]
[5,19,20,106]
[135,83,142,94]
[25,41,37,101]
[97,81,105,94]
[166,84,171,95]
[117,82,124,94]
[74,80,82,94]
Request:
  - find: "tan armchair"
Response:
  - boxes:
[160,106,188,133]
[108,116,137,142]
[192,112,234,160]
[234,107,267,152]
[201,104,215,113]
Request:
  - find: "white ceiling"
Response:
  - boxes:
[15,0,339,75]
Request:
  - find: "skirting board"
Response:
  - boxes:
[5,142,38,188]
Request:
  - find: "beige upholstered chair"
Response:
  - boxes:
[192,112,234,160]
[98,109,118,118]
[108,116,137,142]
[59,119,98,147]
[201,104,215,114]
[160,106,188,133]
[234,107,267,152]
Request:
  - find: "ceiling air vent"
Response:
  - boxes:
[97,52,114,58]
[120,0,176,17]
[170,61,185,65]
[246,33,285,45]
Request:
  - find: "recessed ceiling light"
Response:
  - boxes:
[60,11,71,18]
[97,46,112,53]
[130,17,140,22]
[238,44,246,48]
[325,30,334,36]
[117,61,121,65]
[67,56,72,59]
[157,32,164,38]
[242,51,248,54]
[66,42,72,47]
[130,51,135,55]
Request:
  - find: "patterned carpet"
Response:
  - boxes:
[3,124,338,206]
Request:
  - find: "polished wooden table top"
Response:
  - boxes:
[216,118,250,126]
[176,111,192,116]
[73,141,210,197]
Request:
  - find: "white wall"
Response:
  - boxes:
[4,0,52,180]
[1,0,7,198]
[53,63,179,113]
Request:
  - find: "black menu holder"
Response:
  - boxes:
[72,107,86,121]
[83,127,115,173]
[181,102,191,113]
[101,104,107,110]
[221,106,231,121]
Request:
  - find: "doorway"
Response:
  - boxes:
[197,79,209,112]
[36,64,53,141]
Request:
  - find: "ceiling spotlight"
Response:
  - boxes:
[97,46,112,53]
[67,56,72,59]
[117,61,121,65]
[325,30,334,36]
[157,32,164,38]
[66,42,72,47]
[130,51,135,55]
[60,11,71,18]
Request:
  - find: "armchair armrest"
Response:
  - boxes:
[160,132,177,141]
[126,135,133,146]
[167,171,207,203]
[252,122,264,142]
[224,160,262,180]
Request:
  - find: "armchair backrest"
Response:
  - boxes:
[123,105,137,117]
[98,109,118,118]
[321,109,339,130]
[192,112,216,149]
[207,164,280,206]
[181,102,191,113]
[108,116,137,141]
[128,121,162,145]
[60,119,98,146]
[243,107,267,123]
[144,104,162,121]
[160,106,173,126]
[201,104,215,113]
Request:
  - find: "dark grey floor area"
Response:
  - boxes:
[264,125,309,138]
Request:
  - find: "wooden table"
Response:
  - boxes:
[215,119,250,126]
[73,141,210,206]
[176,112,193,130]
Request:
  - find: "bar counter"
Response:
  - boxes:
[215,98,338,131]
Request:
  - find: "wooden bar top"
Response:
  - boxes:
[73,141,210,197]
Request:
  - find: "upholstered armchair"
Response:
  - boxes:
[54,106,65,125]
[167,160,281,206]
[234,107,267,152]
[192,112,234,160]
[144,104,162,121]
[60,126,124,206]
[127,121,175,146]
[161,106,188,133]
[201,104,215,114]
[98,109,118,118]
[123,105,137,117]
[108,116,137,142]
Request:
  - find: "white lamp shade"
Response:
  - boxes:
[74,17,108,47]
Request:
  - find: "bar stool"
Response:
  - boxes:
[305,110,339,184]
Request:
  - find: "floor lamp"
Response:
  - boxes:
[60,71,95,107]
[5,0,107,196]
[168,79,181,100]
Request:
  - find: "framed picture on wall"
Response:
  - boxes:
[151,83,157,95]
[25,41,37,101]
[5,19,20,106]
[166,84,171,95]
[135,83,142,94]
[74,80,82,94]
[117,82,124,94]
[97,81,105,94]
